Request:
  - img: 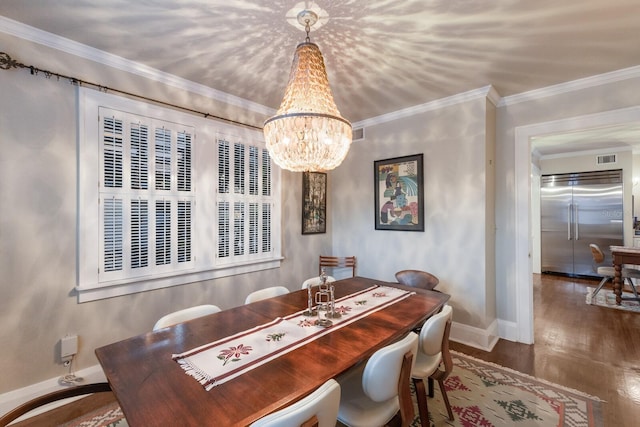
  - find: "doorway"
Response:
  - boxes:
[514,105,640,344]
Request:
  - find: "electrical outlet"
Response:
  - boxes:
[61,335,78,360]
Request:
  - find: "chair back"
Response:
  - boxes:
[245,286,290,304]
[153,304,221,330]
[0,383,113,426]
[319,256,356,277]
[395,269,439,291]
[250,379,341,427]
[362,332,418,402]
[419,305,452,357]
[589,243,605,264]
[301,275,336,289]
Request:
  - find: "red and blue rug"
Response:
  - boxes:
[416,351,603,427]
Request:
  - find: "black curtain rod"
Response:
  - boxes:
[0,51,263,131]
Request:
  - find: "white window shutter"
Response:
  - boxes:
[155,128,171,191]
[131,199,149,269]
[103,197,124,272]
[130,123,149,190]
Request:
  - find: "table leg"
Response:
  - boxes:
[614,263,622,305]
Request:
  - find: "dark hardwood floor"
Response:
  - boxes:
[11,273,640,426]
[452,273,640,426]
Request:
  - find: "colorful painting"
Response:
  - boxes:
[302,172,327,234]
[374,154,424,231]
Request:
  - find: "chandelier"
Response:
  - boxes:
[263,10,352,172]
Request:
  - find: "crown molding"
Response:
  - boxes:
[498,65,640,107]
[353,85,496,129]
[0,16,275,116]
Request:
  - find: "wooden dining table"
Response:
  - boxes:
[95,276,449,426]
[610,245,640,304]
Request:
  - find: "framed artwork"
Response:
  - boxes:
[302,172,327,234]
[374,153,424,231]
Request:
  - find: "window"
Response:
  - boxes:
[78,89,281,302]
[97,112,195,283]
[216,138,273,264]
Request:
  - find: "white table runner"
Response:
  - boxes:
[173,285,415,390]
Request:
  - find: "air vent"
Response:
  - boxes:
[353,127,365,141]
[596,154,617,165]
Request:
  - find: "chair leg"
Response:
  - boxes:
[625,277,639,298]
[412,377,430,427]
[591,276,610,299]
[428,377,434,397]
[438,378,454,421]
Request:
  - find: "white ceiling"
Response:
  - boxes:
[2,0,640,155]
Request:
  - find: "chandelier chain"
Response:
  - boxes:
[304,19,312,43]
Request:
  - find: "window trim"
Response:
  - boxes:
[77,88,281,302]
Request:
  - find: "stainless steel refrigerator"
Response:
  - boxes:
[540,169,624,277]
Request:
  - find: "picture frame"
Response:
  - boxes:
[302,171,327,234]
[374,154,424,231]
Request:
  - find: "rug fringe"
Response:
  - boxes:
[451,350,606,402]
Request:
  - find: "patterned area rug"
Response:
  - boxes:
[60,402,127,427]
[586,287,640,312]
[417,351,604,427]
[64,351,603,427]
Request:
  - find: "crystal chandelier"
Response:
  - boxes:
[263,10,352,172]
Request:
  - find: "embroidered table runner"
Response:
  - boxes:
[173,285,414,390]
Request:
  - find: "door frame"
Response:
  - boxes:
[514,105,640,344]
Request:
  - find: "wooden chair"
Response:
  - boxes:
[0,383,114,426]
[153,304,222,330]
[319,256,356,277]
[336,332,418,427]
[411,305,454,425]
[250,379,340,427]
[395,269,439,291]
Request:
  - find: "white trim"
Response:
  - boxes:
[76,259,282,302]
[0,365,106,422]
[536,145,632,160]
[352,85,496,129]
[449,319,499,352]
[499,65,640,107]
[514,105,640,344]
[0,16,274,117]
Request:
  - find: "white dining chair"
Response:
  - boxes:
[337,332,419,427]
[153,304,222,331]
[249,379,341,427]
[411,304,454,425]
[301,275,336,289]
[244,286,290,304]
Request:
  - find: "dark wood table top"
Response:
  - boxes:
[95,276,449,426]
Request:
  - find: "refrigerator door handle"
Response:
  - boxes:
[574,203,579,240]
[568,203,572,240]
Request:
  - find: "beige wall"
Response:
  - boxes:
[331,97,497,336]
[0,33,333,393]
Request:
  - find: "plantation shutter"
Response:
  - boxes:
[98,107,195,282]
[216,137,274,264]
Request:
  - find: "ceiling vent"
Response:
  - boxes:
[596,154,617,165]
[353,127,365,141]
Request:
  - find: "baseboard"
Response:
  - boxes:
[0,364,106,421]
[450,319,500,352]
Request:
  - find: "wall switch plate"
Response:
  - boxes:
[61,335,78,359]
